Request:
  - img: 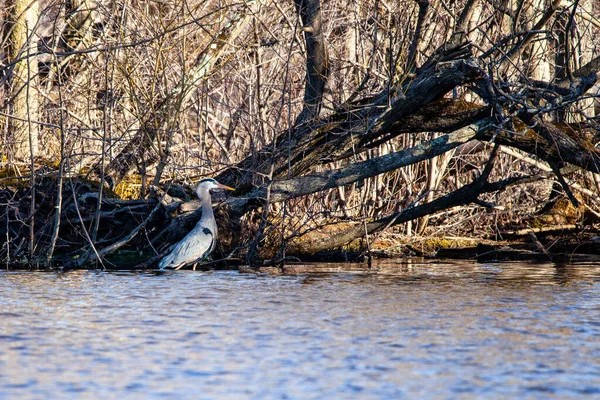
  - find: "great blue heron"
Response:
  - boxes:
[158,178,234,270]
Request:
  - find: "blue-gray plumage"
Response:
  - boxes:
[158,178,234,270]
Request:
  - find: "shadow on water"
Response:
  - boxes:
[1,259,600,399]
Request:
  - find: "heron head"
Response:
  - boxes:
[196,178,234,196]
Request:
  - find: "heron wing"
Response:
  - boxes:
[158,225,215,269]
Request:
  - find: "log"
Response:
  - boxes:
[225,118,490,216]
[216,53,485,189]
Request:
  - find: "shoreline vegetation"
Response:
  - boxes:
[1,0,600,270]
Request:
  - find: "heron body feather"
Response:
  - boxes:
[158,223,215,269]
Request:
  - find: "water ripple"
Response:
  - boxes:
[1,261,600,398]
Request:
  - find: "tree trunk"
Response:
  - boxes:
[4,0,39,160]
[294,0,329,124]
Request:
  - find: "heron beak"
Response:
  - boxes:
[217,183,235,191]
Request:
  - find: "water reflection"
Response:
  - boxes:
[1,260,600,398]
[275,259,600,287]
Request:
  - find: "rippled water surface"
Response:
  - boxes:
[2,260,600,399]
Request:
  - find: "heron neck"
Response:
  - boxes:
[198,188,216,229]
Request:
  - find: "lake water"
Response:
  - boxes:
[1,260,600,399]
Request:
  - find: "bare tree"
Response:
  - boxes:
[2,0,40,160]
